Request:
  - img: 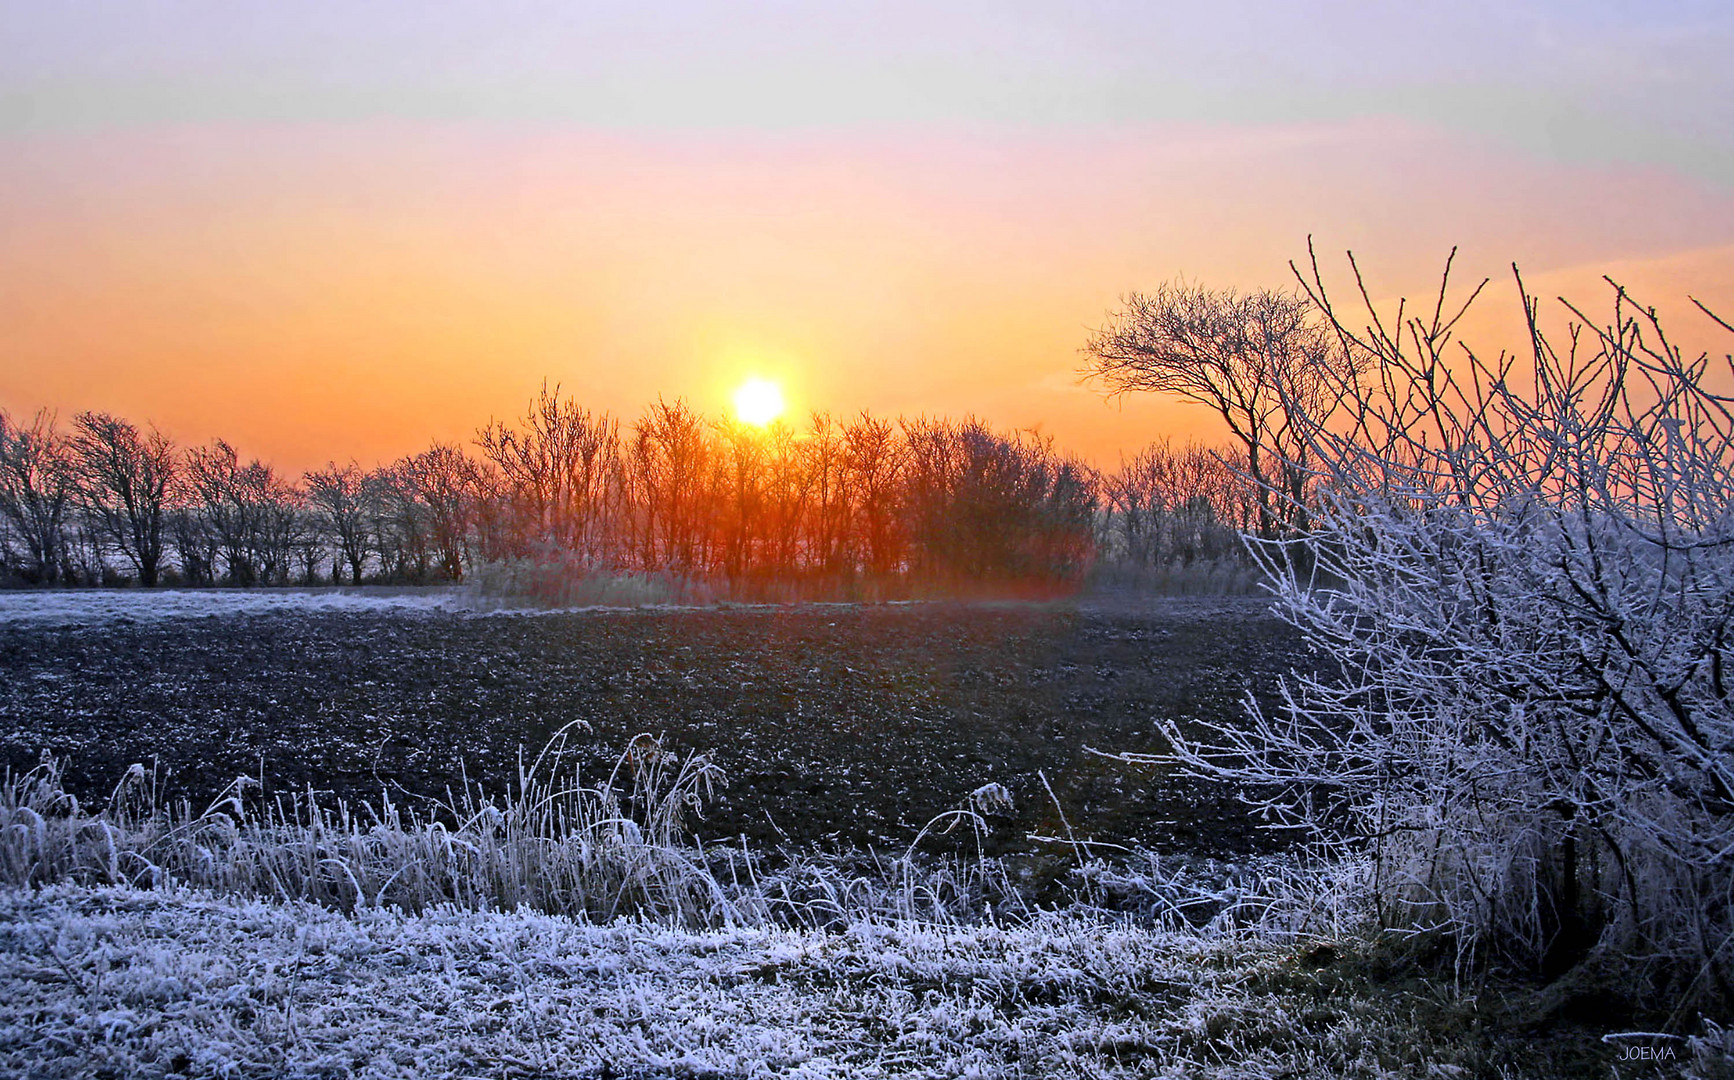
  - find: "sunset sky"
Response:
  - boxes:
[3,1,1732,473]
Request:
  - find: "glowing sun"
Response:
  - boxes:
[732,377,786,426]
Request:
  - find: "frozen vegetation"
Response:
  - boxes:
[0,744,1384,1079]
[2,739,1729,1077]
[20,882,1730,1080]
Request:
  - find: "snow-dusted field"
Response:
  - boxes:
[0,884,1570,1080]
[0,587,482,626]
[0,586,1263,628]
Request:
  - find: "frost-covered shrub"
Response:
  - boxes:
[1164,248,1734,1010]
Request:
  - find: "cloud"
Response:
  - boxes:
[1,2,1729,183]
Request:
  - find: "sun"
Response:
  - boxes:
[732,377,785,426]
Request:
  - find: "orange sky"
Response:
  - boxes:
[3,119,1733,474]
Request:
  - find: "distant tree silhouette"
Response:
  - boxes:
[476,382,621,561]
[630,399,711,572]
[365,461,430,582]
[0,409,75,583]
[185,440,298,586]
[1099,438,1250,570]
[404,442,481,582]
[901,418,1094,584]
[305,461,371,584]
[801,413,850,576]
[1084,282,1352,539]
[846,413,904,577]
[761,420,809,577]
[71,412,178,586]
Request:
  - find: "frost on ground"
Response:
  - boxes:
[0,588,482,626]
[0,884,1583,1080]
[0,585,741,626]
[0,585,1261,630]
[11,886,1725,1080]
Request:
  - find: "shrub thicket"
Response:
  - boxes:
[1139,246,1734,1016]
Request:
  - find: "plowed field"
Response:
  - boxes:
[1,597,1312,858]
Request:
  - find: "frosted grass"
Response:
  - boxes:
[3,745,1729,1076]
[0,883,1633,1080]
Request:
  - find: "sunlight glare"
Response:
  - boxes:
[733,377,786,426]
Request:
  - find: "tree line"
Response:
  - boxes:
[0,389,1258,593]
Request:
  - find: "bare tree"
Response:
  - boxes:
[71,411,178,586]
[476,383,563,553]
[1084,282,1349,538]
[1099,438,1249,571]
[0,409,75,584]
[801,413,850,575]
[845,412,903,576]
[168,501,218,586]
[305,461,372,584]
[713,418,767,578]
[560,409,622,564]
[404,442,480,582]
[185,440,298,586]
[477,383,622,560]
[256,481,307,585]
[761,420,810,577]
[630,399,711,572]
[900,418,1093,583]
[365,462,429,582]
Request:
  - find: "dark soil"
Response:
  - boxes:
[0,597,1317,858]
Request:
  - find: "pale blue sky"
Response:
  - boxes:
[4,1,1730,183]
